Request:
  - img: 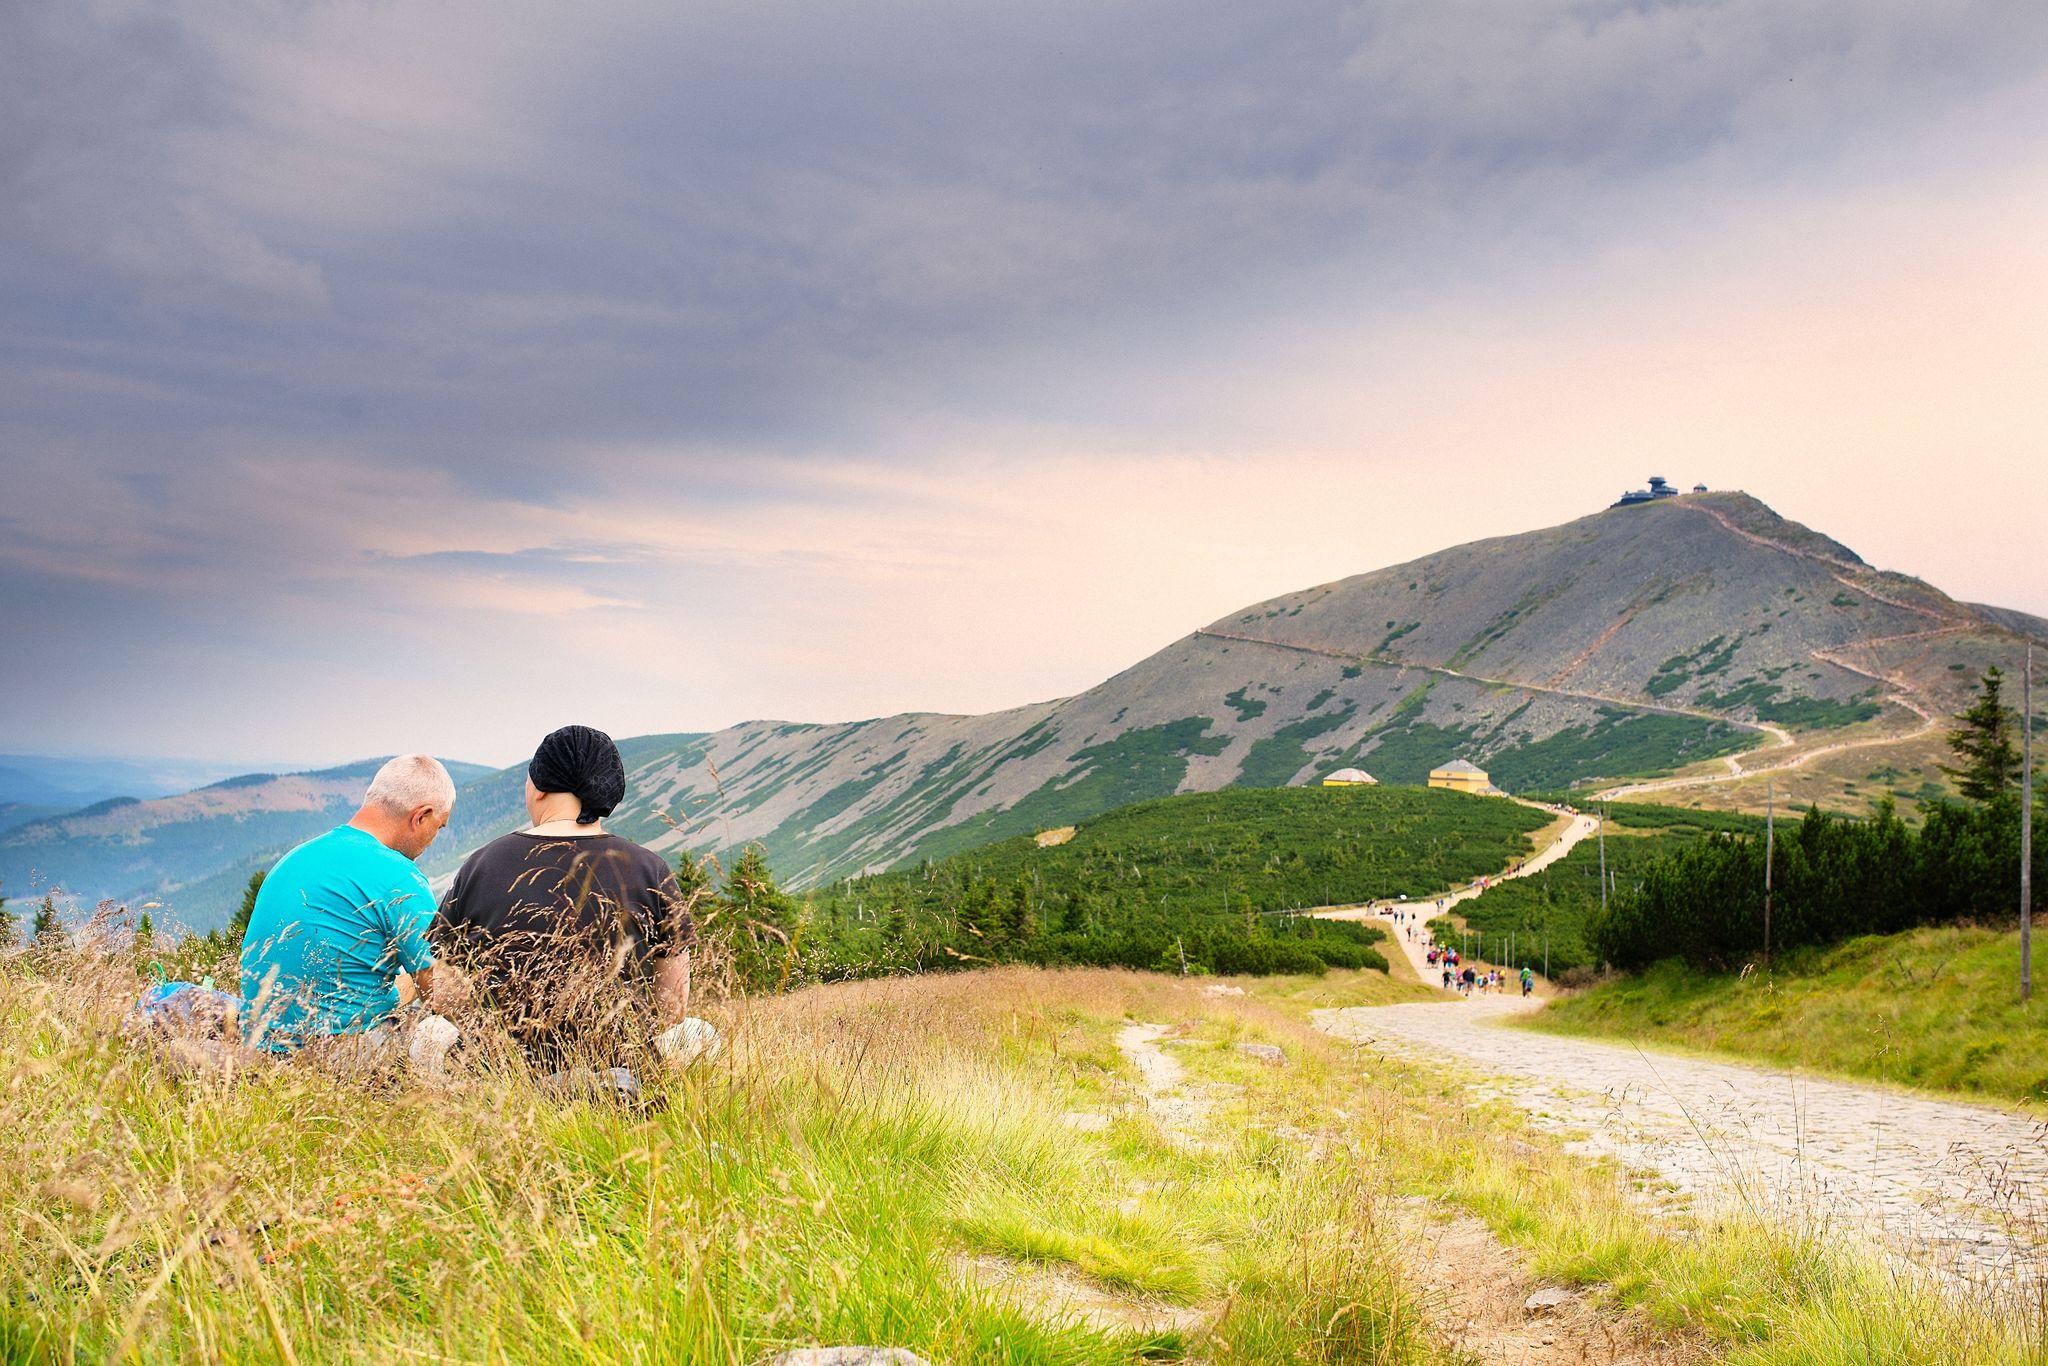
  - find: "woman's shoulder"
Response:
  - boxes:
[595,833,673,877]
[459,830,554,868]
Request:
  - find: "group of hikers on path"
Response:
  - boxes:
[132,725,718,1097]
[1425,944,1535,998]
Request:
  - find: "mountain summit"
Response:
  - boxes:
[10,491,2043,925]
[476,489,2041,888]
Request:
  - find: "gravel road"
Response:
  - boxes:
[1314,996,2048,1299]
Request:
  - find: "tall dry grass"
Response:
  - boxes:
[0,951,1440,1365]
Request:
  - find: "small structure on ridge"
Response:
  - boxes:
[1428,759,1502,796]
[1321,767,1377,787]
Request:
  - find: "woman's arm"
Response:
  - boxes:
[652,949,691,1026]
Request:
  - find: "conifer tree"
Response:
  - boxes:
[0,889,15,951]
[720,845,805,989]
[672,851,716,905]
[1945,667,2023,802]
[229,870,265,948]
[31,895,63,949]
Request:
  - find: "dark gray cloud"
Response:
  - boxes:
[4,0,2046,759]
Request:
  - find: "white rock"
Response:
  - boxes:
[1523,1286,1573,1313]
[1234,1042,1286,1064]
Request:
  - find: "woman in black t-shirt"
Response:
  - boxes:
[436,725,693,1068]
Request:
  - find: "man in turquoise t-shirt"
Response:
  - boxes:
[240,755,457,1051]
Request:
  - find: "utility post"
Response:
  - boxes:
[1598,805,1608,917]
[1764,776,1775,969]
[2023,645,2034,1004]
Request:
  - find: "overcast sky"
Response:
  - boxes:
[4,0,2046,770]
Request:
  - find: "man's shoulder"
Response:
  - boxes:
[316,826,430,894]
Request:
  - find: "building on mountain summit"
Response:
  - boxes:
[1321,767,1377,787]
[1428,759,1502,796]
[1611,475,1686,508]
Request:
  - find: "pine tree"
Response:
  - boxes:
[723,845,798,928]
[673,851,716,904]
[1945,667,2023,802]
[720,845,806,990]
[230,870,265,948]
[0,889,15,951]
[135,911,155,949]
[31,895,63,950]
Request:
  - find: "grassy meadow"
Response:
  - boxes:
[1531,923,2048,1107]
[4,946,2044,1363]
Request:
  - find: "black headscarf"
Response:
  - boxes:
[528,725,626,825]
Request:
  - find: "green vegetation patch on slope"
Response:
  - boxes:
[1532,925,2048,1107]
[1348,698,1757,793]
[1694,679,1884,730]
[1235,707,1356,789]
[901,717,1231,868]
[1483,711,1760,791]
[1223,687,1268,722]
[806,786,1549,978]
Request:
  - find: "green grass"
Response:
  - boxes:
[3,953,2038,1363]
[1531,924,2048,1106]
[0,958,1449,1365]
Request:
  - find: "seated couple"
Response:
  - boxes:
[237,725,704,1077]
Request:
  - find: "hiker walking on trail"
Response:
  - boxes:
[1441,965,1453,989]
[1460,966,1477,995]
[1520,966,1535,998]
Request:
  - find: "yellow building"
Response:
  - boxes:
[1427,759,1496,795]
[1320,767,1377,787]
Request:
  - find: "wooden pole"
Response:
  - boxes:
[2024,645,2034,1004]
[1764,776,1775,968]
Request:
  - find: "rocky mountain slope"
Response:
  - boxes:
[12,491,2043,927]
[571,491,2040,889]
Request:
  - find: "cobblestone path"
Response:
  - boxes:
[1315,997,2048,1299]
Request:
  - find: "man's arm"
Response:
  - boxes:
[410,963,471,1014]
[652,949,690,1027]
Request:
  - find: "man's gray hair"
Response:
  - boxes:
[364,754,457,816]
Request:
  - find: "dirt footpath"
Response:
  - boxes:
[1315,996,2048,1304]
